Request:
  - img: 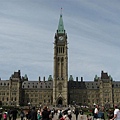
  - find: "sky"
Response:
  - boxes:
[0,0,120,81]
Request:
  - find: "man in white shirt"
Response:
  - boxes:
[111,105,120,120]
[94,105,99,119]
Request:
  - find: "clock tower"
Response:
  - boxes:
[53,13,68,106]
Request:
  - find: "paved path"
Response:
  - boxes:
[54,114,88,120]
[17,114,88,120]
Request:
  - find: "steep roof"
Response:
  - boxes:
[22,81,53,89]
[58,14,64,33]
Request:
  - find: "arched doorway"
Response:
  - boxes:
[58,99,62,105]
[57,97,63,106]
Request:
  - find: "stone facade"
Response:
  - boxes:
[0,14,120,108]
[68,71,117,108]
[53,14,68,106]
[0,70,120,108]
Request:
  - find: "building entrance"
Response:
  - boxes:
[57,97,63,105]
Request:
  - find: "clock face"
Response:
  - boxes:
[59,36,64,41]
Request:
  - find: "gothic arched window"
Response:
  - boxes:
[61,57,64,62]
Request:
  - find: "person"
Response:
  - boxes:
[87,114,92,120]
[37,110,42,120]
[11,107,18,120]
[25,109,31,120]
[63,109,68,115]
[20,109,25,120]
[51,108,55,119]
[58,109,63,119]
[60,114,68,120]
[42,106,50,120]
[8,109,12,120]
[3,112,7,120]
[74,107,79,120]
[0,109,2,120]
[111,105,120,120]
[67,108,72,120]
[107,109,114,120]
[97,106,105,120]
[94,105,99,120]
[30,107,37,120]
[80,110,83,115]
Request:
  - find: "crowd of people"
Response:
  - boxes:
[1,104,120,120]
[92,104,120,120]
[21,106,74,120]
[0,107,18,120]
[0,106,85,120]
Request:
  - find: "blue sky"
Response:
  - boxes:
[0,0,120,81]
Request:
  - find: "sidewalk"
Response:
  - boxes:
[17,114,88,120]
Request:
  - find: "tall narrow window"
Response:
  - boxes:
[61,57,64,62]
[58,84,62,91]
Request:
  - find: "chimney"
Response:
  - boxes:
[76,77,78,81]
[81,77,83,82]
[43,76,45,81]
[39,76,41,82]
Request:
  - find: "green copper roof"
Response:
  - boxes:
[58,14,64,33]
[48,75,53,81]
[94,75,98,81]
[69,75,74,81]
[24,74,28,79]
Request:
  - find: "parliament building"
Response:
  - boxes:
[0,14,120,108]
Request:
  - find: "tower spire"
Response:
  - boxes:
[60,7,62,15]
[58,8,64,34]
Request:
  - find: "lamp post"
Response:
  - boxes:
[28,102,31,110]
